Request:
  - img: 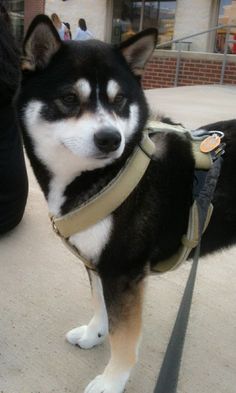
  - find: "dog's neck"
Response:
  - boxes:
[25,132,138,217]
[47,158,125,216]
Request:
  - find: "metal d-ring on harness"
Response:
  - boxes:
[49,122,225,274]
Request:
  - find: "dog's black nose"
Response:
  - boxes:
[94,128,121,153]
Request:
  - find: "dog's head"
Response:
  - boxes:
[18,15,157,177]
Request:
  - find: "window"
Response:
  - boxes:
[111,0,176,46]
[111,1,141,44]
[8,0,24,42]
[143,2,176,46]
[216,0,236,53]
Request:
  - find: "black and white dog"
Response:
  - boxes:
[17,15,236,393]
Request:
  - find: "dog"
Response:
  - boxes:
[17,15,236,393]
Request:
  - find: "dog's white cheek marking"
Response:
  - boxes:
[124,103,140,140]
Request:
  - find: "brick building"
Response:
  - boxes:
[8,0,45,41]
[8,0,236,88]
[24,0,45,31]
[142,50,236,88]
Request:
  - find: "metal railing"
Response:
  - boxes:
[155,24,236,86]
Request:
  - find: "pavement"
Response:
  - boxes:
[0,85,236,393]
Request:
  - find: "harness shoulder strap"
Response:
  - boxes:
[151,201,213,274]
[146,121,213,170]
[151,156,223,273]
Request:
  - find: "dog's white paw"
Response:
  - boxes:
[66,325,106,349]
[84,373,127,393]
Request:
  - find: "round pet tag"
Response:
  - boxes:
[200,135,221,153]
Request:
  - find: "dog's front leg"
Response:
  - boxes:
[84,274,145,393]
[66,269,108,349]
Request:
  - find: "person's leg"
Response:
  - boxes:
[0,7,28,235]
[0,106,28,234]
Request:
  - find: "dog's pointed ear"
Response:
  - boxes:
[22,14,61,71]
[119,28,158,76]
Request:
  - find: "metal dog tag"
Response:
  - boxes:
[200,134,221,153]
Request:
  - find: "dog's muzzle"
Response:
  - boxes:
[94,127,121,154]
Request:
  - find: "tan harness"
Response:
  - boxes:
[50,122,215,273]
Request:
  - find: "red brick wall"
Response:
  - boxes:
[143,55,236,89]
[24,0,45,31]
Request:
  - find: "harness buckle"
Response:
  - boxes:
[50,217,60,236]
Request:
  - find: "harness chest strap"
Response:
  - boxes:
[54,200,213,274]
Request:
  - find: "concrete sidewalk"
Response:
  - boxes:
[0,85,236,393]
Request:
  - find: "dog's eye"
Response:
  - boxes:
[113,94,127,110]
[61,93,78,105]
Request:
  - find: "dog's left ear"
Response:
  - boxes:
[119,28,158,76]
[22,14,61,71]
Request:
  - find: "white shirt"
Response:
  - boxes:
[58,23,66,40]
[74,27,93,41]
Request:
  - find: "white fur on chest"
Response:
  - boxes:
[48,177,113,264]
[69,215,113,264]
